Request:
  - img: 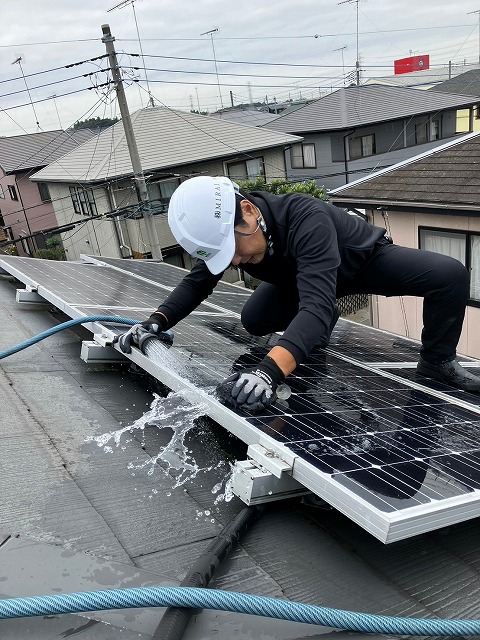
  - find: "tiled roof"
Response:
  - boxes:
[263,85,480,134]
[329,131,480,210]
[31,107,301,183]
[429,69,480,97]
[0,129,95,174]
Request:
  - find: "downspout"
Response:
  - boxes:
[14,176,35,254]
[107,184,131,259]
[342,129,355,185]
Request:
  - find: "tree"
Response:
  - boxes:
[73,116,118,131]
[33,235,66,261]
[237,177,325,200]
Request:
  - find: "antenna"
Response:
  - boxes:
[333,46,348,86]
[11,55,41,130]
[467,9,480,65]
[200,27,224,110]
[107,0,155,107]
[338,0,361,85]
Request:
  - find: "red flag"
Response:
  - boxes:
[394,55,430,75]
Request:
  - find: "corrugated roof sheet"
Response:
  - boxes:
[0,129,95,174]
[329,131,480,209]
[31,107,301,183]
[264,85,480,134]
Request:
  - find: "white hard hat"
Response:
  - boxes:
[168,176,238,275]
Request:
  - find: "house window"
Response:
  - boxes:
[430,120,440,140]
[8,185,18,201]
[415,123,428,145]
[226,157,264,182]
[419,227,480,303]
[20,237,33,255]
[290,143,316,169]
[0,185,4,198]
[0,211,4,226]
[69,186,97,216]
[348,134,376,160]
[38,182,51,202]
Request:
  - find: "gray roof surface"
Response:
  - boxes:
[2,264,480,638]
[264,84,480,134]
[429,69,480,97]
[31,107,301,184]
[329,131,480,209]
[0,129,95,174]
[209,109,281,127]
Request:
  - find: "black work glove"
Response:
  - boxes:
[115,313,173,354]
[216,356,285,412]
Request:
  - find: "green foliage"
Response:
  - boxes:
[237,177,325,200]
[73,116,118,131]
[33,248,65,260]
[34,235,66,260]
[2,244,18,256]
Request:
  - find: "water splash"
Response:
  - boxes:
[87,390,214,488]
[85,339,236,501]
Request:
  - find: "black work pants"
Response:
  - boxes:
[241,243,470,363]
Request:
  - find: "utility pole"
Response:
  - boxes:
[467,9,480,65]
[101,24,162,260]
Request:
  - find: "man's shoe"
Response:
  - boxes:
[416,357,480,392]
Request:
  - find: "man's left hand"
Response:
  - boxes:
[216,356,284,412]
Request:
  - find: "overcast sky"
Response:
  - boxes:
[2,0,480,136]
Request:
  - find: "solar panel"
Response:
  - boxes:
[3,254,480,543]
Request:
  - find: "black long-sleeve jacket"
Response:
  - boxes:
[156,191,386,365]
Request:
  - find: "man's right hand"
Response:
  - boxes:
[115,315,173,354]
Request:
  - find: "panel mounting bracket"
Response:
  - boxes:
[92,329,117,347]
[80,340,128,363]
[231,459,310,505]
[16,285,46,305]
[247,442,296,478]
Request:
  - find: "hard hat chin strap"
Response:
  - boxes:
[257,214,274,257]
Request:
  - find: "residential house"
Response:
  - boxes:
[263,84,480,191]
[428,69,480,132]
[0,129,95,256]
[363,62,480,90]
[329,131,480,359]
[30,106,301,279]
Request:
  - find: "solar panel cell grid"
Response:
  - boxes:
[3,254,480,542]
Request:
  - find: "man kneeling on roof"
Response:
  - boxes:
[116,175,480,411]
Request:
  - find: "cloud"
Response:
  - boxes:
[0,0,479,134]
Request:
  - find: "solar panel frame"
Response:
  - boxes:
[3,254,480,543]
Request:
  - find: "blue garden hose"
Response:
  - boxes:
[1,585,480,635]
[0,315,137,359]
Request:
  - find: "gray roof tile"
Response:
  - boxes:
[264,85,480,133]
[330,131,480,209]
[31,107,301,183]
[0,129,95,174]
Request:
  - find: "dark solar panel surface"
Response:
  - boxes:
[84,255,250,314]
[3,254,480,538]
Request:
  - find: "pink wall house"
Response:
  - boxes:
[0,129,94,256]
